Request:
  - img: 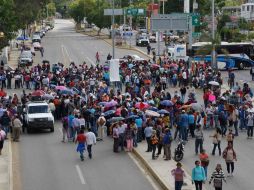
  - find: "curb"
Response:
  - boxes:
[132,148,170,190]
[8,138,13,190]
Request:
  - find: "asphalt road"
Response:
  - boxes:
[18,19,156,190]
[17,19,254,190]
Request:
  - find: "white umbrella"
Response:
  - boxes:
[209,81,220,86]
[191,103,202,111]
[145,110,160,117]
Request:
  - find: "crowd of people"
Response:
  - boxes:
[0,52,253,190]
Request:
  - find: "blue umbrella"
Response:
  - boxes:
[160,100,173,107]
[88,108,95,114]
[108,117,124,123]
[126,115,139,120]
[104,109,116,116]
[148,107,158,112]
[158,109,169,114]
[16,36,29,41]
[59,89,74,95]
[98,102,108,106]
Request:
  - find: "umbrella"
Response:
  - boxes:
[145,110,160,117]
[104,110,116,116]
[160,100,173,107]
[148,107,158,112]
[42,94,54,100]
[108,117,124,123]
[16,36,29,41]
[151,64,160,68]
[209,81,220,86]
[105,100,118,108]
[0,90,7,97]
[88,108,95,114]
[59,89,74,95]
[135,102,150,109]
[55,86,67,90]
[158,109,169,114]
[31,90,45,96]
[126,115,139,120]
[191,103,202,111]
[98,102,108,106]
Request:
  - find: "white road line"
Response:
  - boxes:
[86,56,95,66]
[75,165,86,185]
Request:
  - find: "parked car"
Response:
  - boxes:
[149,33,156,43]
[18,50,33,66]
[33,42,42,51]
[32,35,41,43]
[136,36,150,47]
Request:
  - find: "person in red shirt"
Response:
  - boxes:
[75,129,86,161]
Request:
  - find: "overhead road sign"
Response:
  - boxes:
[126,8,146,16]
[192,15,200,26]
[151,14,189,31]
[104,9,123,16]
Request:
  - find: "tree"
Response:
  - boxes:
[47,2,56,17]
[86,0,111,35]
[0,0,18,49]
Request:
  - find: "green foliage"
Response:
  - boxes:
[86,0,111,34]
[47,2,56,17]
[0,0,18,49]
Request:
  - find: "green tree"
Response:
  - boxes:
[47,2,56,17]
[0,0,18,49]
[86,0,111,35]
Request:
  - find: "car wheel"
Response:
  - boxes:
[50,127,54,132]
[238,62,244,70]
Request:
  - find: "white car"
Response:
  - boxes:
[33,42,42,51]
[24,101,54,133]
[19,50,33,66]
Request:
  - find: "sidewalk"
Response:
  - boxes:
[132,142,194,190]
[0,139,12,190]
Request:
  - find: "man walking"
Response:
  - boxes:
[144,124,153,152]
[163,128,172,160]
[194,124,204,155]
[97,113,106,141]
[85,128,96,159]
[13,115,22,142]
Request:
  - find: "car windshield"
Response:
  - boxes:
[28,105,48,114]
[21,52,31,58]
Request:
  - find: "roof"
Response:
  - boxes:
[27,101,48,106]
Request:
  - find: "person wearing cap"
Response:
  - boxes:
[171,162,186,190]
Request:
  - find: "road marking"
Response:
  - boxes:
[75,165,86,185]
[61,44,72,66]
[86,56,95,66]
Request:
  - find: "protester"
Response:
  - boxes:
[85,128,96,159]
[163,128,172,160]
[112,123,119,153]
[0,127,6,155]
[12,115,22,142]
[222,142,237,177]
[209,164,226,190]
[171,162,186,190]
[199,149,209,178]
[194,124,204,155]
[151,130,158,160]
[211,128,222,156]
[75,129,86,161]
[192,160,206,190]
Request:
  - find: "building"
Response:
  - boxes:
[241,2,254,21]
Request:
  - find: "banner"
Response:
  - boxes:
[109,59,120,82]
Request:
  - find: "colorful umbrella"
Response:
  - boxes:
[126,115,139,120]
[108,117,124,123]
[31,90,45,96]
[148,107,159,112]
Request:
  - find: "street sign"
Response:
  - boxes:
[192,15,200,26]
[151,14,189,31]
[192,32,201,38]
[104,9,123,16]
[126,8,145,16]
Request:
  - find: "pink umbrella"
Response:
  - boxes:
[55,86,67,90]
[151,64,160,68]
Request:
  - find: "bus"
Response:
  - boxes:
[189,42,254,69]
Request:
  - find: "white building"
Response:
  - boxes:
[241,2,254,21]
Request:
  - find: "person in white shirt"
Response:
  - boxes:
[86,128,96,159]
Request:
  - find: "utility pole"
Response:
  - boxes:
[211,0,217,70]
[112,0,115,59]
